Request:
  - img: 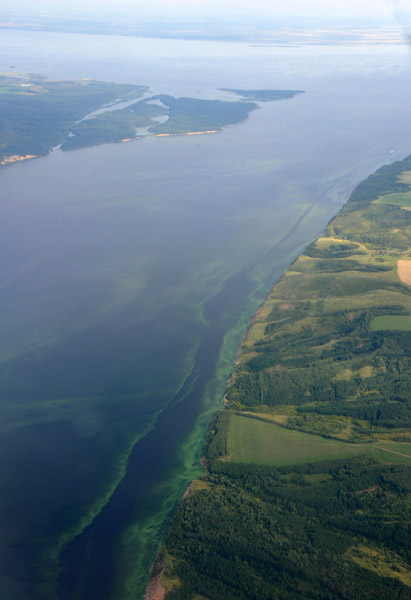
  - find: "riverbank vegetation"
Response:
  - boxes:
[154,155,411,599]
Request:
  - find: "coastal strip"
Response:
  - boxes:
[146,154,411,599]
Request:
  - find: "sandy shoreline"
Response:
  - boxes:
[1,154,37,165]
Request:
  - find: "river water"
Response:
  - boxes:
[0,30,411,600]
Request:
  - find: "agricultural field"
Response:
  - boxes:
[374,191,411,210]
[398,259,411,285]
[227,413,411,466]
[227,157,411,439]
[371,314,411,331]
[228,414,366,464]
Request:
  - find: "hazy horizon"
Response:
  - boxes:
[1,0,410,18]
[2,0,411,46]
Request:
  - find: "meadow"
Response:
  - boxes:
[227,413,411,466]
[371,315,411,331]
[375,191,411,210]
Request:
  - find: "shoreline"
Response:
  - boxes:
[145,569,165,600]
[144,152,411,598]
[0,113,254,168]
[0,153,38,166]
[0,27,407,47]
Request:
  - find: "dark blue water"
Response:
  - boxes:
[58,267,256,600]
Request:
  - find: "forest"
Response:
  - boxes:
[0,75,145,162]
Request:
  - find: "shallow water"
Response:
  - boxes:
[0,30,411,599]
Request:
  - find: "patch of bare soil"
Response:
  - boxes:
[398,260,411,285]
[279,303,295,311]
[145,570,165,600]
[356,485,380,494]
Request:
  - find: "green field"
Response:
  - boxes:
[228,414,411,466]
[375,191,411,209]
[372,442,411,465]
[370,314,411,331]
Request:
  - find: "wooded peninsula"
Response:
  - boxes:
[0,75,304,163]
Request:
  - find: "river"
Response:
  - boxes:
[0,30,411,599]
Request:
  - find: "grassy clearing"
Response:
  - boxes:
[375,192,411,210]
[191,479,212,493]
[346,545,411,587]
[277,269,398,301]
[370,315,411,331]
[320,289,411,314]
[371,442,411,465]
[228,415,363,465]
[397,170,411,184]
[227,415,411,466]
[161,553,182,596]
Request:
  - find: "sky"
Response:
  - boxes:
[2,0,408,17]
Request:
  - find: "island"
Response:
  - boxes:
[0,75,305,162]
[62,94,258,149]
[148,156,411,599]
[143,94,257,135]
